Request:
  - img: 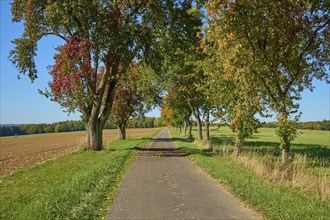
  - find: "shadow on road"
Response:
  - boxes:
[136,135,188,157]
[149,138,174,143]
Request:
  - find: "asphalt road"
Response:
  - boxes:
[107,128,261,220]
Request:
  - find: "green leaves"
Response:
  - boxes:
[9,37,38,81]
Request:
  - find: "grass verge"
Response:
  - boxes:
[0,130,159,220]
[170,129,330,220]
[207,127,330,202]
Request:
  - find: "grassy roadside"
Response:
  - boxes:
[169,129,330,220]
[0,129,160,220]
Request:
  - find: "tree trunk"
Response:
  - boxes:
[183,120,187,136]
[280,134,290,164]
[187,100,202,141]
[86,120,103,150]
[118,122,126,140]
[195,115,203,141]
[179,125,182,132]
[277,110,293,164]
[281,148,289,164]
[204,111,210,141]
[235,135,244,156]
[188,122,192,140]
[84,69,117,151]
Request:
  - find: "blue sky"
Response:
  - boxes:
[0,1,329,124]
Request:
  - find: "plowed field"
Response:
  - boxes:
[0,128,158,176]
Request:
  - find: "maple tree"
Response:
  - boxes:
[10,0,157,150]
[204,0,329,163]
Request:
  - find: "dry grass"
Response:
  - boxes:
[193,139,213,151]
[0,128,159,175]
[223,150,330,202]
[203,126,330,203]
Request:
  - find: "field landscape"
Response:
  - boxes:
[0,129,160,220]
[1,0,329,219]
[0,128,159,175]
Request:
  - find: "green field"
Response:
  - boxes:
[170,127,330,219]
[210,127,330,174]
[210,127,329,155]
[0,130,159,220]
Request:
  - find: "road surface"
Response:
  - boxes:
[107,128,261,219]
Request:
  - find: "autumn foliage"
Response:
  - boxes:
[110,67,141,139]
[48,36,95,103]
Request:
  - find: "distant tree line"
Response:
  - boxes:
[0,120,85,136]
[262,120,330,131]
[105,117,157,130]
[0,117,159,137]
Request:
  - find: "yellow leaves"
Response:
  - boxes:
[223,64,235,80]
[196,31,202,39]
[226,32,236,41]
[178,86,187,92]
[230,111,243,129]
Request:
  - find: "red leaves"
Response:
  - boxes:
[25,2,32,15]
[48,36,97,100]
[112,85,139,118]
[110,65,142,123]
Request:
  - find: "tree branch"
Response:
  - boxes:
[42,32,67,42]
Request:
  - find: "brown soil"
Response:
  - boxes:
[0,128,158,176]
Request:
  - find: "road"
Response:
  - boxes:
[107,128,261,219]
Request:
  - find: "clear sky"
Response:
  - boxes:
[0,1,329,124]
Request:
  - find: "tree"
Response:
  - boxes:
[163,91,191,129]
[160,105,174,127]
[26,124,41,135]
[154,117,165,127]
[110,65,141,140]
[110,65,159,139]
[205,0,329,163]
[148,0,206,140]
[10,0,157,150]
[200,45,262,155]
[54,124,62,133]
[162,89,193,137]
[44,125,54,133]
